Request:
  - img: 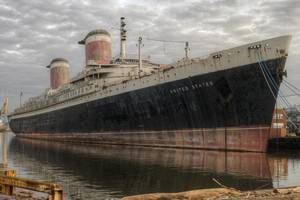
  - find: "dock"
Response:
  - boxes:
[268,136,300,150]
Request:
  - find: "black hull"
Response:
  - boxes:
[10,58,285,134]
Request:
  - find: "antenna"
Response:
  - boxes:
[145,38,193,59]
[185,41,190,59]
[120,17,126,60]
[19,92,23,107]
[138,36,143,78]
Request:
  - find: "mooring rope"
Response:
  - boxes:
[257,51,291,107]
[256,51,299,131]
[256,52,277,100]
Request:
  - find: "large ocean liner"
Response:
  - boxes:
[9,18,292,152]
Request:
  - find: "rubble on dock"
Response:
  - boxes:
[122,186,300,200]
[0,190,47,200]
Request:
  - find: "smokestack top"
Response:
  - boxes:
[47,58,69,68]
[78,29,111,45]
[50,58,69,64]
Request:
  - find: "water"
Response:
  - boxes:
[1,132,300,199]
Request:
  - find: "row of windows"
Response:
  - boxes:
[273,113,284,120]
[54,72,210,108]
[60,79,215,103]
[59,85,94,100]
[58,70,179,102]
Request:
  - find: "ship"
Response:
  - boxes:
[8,17,292,152]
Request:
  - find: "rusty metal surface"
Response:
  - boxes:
[18,126,270,152]
[50,66,69,89]
[86,40,112,64]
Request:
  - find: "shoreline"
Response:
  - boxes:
[122,186,300,200]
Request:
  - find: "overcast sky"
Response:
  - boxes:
[0,0,299,110]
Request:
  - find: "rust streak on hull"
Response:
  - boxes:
[17,126,271,152]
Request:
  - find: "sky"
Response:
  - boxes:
[0,0,299,110]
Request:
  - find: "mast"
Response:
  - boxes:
[138,36,143,78]
[185,41,190,59]
[120,17,127,60]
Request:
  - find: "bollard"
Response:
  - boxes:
[51,185,64,200]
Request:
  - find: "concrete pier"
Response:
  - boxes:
[268,136,300,151]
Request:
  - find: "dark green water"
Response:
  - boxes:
[1,132,300,199]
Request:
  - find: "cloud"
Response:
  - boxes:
[0,0,299,110]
